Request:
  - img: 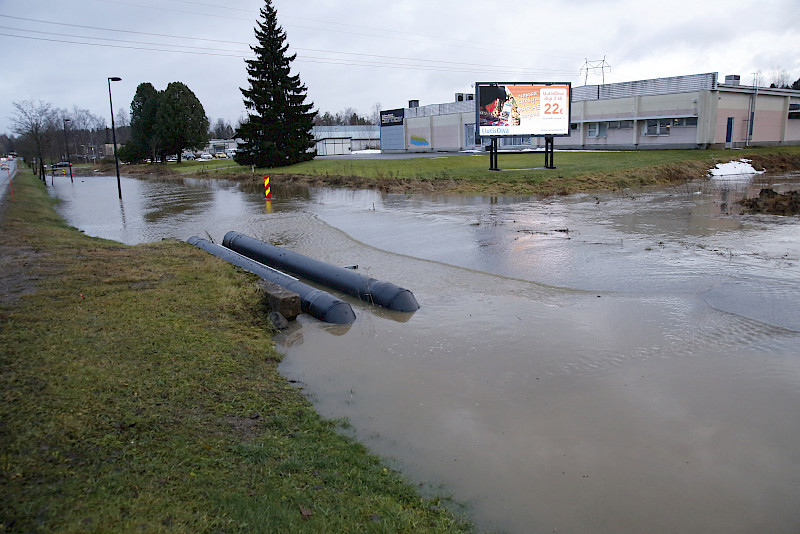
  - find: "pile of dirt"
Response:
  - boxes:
[739,188,800,215]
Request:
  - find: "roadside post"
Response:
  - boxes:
[264,175,272,213]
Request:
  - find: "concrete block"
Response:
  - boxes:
[259,280,301,320]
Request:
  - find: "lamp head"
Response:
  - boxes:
[108,76,122,82]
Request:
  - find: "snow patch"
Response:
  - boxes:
[708,159,765,177]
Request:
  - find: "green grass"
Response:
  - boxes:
[145,146,800,196]
[0,171,472,533]
[277,146,799,182]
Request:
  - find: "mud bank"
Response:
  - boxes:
[739,188,800,215]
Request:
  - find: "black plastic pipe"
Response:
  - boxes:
[187,236,356,324]
[222,231,420,312]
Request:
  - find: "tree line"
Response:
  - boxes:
[4,94,377,170]
[7,2,800,173]
[8,0,373,172]
[5,100,128,174]
[314,105,380,126]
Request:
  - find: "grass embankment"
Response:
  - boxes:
[122,146,800,196]
[0,172,472,533]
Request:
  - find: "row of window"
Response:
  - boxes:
[572,117,699,137]
[470,116,702,145]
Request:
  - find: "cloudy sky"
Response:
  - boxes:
[1,0,798,136]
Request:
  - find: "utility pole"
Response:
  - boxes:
[746,71,760,146]
[580,57,611,86]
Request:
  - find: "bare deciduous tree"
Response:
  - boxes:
[11,99,59,175]
[69,107,108,161]
[211,118,234,139]
[371,102,382,126]
[769,67,791,89]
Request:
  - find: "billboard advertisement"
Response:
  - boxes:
[476,82,571,138]
[380,108,405,126]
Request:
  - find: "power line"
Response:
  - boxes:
[0,17,576,73]
[88,0,586,59]
[0,14,250,46]
[0,32,577,77]
[0,16,578,76]
[1,14,581,72]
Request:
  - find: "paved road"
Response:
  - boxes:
[0,158,18,204]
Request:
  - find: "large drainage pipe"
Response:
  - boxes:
[187,236,356,324]
[222,231,420,312]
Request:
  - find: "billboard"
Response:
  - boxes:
[380,108,405,126]
[476,82,571,138]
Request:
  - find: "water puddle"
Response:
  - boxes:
[50,171,800,533]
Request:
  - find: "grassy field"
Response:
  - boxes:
[0,171,472,533]
[137,146,800,196]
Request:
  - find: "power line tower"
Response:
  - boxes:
[580,56,611,85]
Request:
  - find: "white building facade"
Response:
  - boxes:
[380,73,800,152]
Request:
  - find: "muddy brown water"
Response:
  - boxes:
[50,171,800,533]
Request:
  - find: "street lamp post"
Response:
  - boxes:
[62,118,73,182]
[107,76,122,199]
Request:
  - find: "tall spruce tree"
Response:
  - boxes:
[129,83,161,162]
[235,0,315,168]
[157,82,209,163]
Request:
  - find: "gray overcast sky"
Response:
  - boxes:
[1,0,798,136]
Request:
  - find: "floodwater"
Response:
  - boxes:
[50,169,800,533]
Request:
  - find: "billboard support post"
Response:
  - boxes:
[489,138,500,171]
[544,136,555,169]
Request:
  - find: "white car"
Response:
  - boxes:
[199,153,214,160]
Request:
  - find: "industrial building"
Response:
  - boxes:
[379,73,800,152]
[312,125,380,155]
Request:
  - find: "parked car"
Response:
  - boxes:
[166,155,178,162]
[215,152,227,158]
[199,153,214,160]
[182,153,196,160]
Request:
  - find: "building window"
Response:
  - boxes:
[671,117,698,127]
[607,121,633,130]
[789,103,800,120]
[587,122,607,138]
[645,119,671,136]
[502,135,532,146]
[571,123,579,131]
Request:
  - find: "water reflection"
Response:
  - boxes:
[49,171,800,534]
